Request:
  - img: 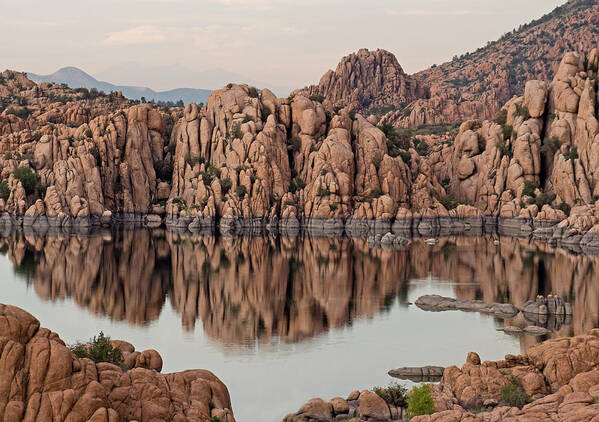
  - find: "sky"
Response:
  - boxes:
[0,0,566,92]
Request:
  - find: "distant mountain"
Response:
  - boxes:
[96,63,292,98]
[27,67,213,105]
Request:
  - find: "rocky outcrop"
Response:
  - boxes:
[0,303,235,422]
[286,329,599,422]
[5,46,599,246]
[297,48,426,113]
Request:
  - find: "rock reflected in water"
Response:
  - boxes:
[3,231,599,350]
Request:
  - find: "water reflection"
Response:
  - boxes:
[3,231,599,350]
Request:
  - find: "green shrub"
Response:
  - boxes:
[541,136,561,155]
[414,139,430,156]
[494,109,508,126]
[515,104,530,119]
[309,94,325,103]
[226,83,233,89]
[288,136,301,152]
[247,86,259,98]
[373,382,407,407]
[207,164,221,178]
[500,380,531,409]
[496,138,512,157]
[154,159,174,181]
[564,146,579,161]
[0,181,9,200]
[236,185,247,198]
[440,194,458,210]
[13,166,37,195]
[502,125,513,141]
[185,153,200,167]
[407,384,437,419]
[557,201,571,216]
[317,186,330,197]
[262,106,272,120]
[534,192,556,208]
[242,114,252,123]
[220,177,232,195]
[522,180,538,197]
[6,107,30,120]
[69,332,125,368]
[370,188,383,199]
[231,122,243,139]
[399,150,411,166]
[85,129,93,138]
[89,146,100,164]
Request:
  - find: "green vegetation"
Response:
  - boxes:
[564,146,579,161]
[220,178,232,195]
[317,186,330,197]
[13,166,37,195]
[399,150,411,166]
[154,159,174,181]
[6,107,30,120]
[500,378,531,409]
[247,86,259,98]
[496,138,512,157]
[0,181,9,200]
[226,83,233,89]
[231,122,243,139]
[557,201,571,216]
[373,382,407,407]
[407,384,437,419]
[515,104,530,119]
[290,177,306,193]
[185,153,200,167]
[288,136,301,152]
[502,124,513,141]
[414,138,430,156]
[262,106,272,120]
[541,136,561,155]
[440,194,458,210]
[85,129,93,138]
[69,331,125,368]
[309,94,325,103]
[242,114,252,123]
[235,185,247,198]
[369,188,383,199]
[493,109,508,126]
[522,180,538,197]
[89,146,100,164]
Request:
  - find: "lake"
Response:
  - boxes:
[1,230,597,421]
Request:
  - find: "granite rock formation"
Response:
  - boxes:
[0,303,235,422]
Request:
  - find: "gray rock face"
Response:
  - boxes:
[415,294,519,318]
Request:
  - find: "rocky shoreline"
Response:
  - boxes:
[285,329,599,422]
[3,213,599,254]
[0,303,235,422]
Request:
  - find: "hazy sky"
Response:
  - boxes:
[0,0,566,91]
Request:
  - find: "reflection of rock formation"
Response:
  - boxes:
[168,235,411,344]
[0,230,171,324]
[4,231,599,349]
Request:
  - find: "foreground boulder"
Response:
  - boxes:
[0,303,235,422]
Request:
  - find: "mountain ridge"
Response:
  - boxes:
[27,66,213,105]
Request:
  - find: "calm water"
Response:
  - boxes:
[1,231,598,422]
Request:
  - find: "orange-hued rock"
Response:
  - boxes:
[0,303,235,422]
